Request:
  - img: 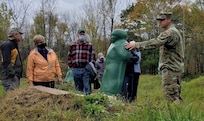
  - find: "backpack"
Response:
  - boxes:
[85,62,100,89]
[85,62,97,81]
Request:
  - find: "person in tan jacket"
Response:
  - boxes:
[26,34,62,88]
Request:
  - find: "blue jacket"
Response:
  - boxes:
[133,51,141,73]
[124,50,141,75]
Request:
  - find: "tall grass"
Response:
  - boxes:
[0,75,203,121]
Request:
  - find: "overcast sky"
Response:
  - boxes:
[55,0,135,12]
[52,0,195,13]
[0,0,196,14]
[23,0,136,24]
[27,0,195,19]
[28,0,135,13]
[0,0,195,24]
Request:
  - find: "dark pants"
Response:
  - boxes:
[121,73,140,102]
[2,75,20,92]
[33,81,55,88]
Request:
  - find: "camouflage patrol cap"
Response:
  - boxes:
[156,12,172,20]
[8,27,23,37]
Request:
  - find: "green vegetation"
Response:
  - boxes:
[0,75,203,121]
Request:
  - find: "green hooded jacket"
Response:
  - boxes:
[100,29,131,95]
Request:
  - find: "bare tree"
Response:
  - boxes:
[5,0,31,28]
[80,0,120,51]
[0,2,11,41]
[197,0,204,10]
[32,0,58,47]
[60,10,81,44]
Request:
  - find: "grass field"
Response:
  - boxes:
[0,75,203,121]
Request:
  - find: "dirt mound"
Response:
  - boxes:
[0,87,84,121]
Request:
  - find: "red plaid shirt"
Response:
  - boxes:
[68,40,96,68]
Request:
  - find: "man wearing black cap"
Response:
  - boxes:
[0,27,23,92]
[68,29,96,95]
[125,12,184,103]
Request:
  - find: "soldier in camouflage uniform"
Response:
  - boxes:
[125,12,184,103]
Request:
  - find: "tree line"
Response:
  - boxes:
[0,0,203,78]
[121,0,204,76]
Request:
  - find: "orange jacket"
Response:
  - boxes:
[26,48,62,84]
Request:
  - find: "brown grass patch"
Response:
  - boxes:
[0,87,84,121]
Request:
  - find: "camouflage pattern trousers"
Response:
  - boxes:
[162,68,183,102]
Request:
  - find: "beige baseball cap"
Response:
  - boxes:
[8,27,23,37]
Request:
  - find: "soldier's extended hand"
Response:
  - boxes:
[125,41,136,50]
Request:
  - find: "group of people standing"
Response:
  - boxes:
[68,29,141,101]
[0,28,62,91]
[0,11,184,103]
[0,27,141,102]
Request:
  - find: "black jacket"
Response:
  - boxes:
[0,39,23,79]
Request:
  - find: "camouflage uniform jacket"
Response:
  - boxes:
[136,24,184,72]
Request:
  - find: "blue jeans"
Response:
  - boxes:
[73,68,91,95]
[2,75,20,92]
